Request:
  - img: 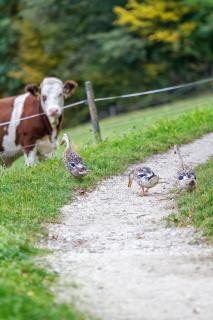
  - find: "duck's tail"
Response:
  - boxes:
[128,170,134,188]
[174,145,186,170]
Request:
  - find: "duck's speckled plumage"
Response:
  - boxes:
[61,134,89,178]
[128,166,159,196]
[174,145,196,191]
[177,167,196,191]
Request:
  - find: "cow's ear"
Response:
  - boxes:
[25,84,40,96]
[63,80,78,98]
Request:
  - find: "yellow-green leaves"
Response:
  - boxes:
[115,0,198,44]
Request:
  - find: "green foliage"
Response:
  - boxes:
[16,0,128,124]
[18,0,126,84]
[0,0,22,96]
[1,0,213,124]
[0,96,213,318]
[114,0,213,84]
[115,0,198,43]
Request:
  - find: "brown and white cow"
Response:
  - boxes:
[0,77,77,166]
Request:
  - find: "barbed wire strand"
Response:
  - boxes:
[94,77,213,102]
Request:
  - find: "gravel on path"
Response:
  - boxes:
[40,133,213,320]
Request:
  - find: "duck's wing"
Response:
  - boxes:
[187,169,196,180]
[177,168,196,182]
[64,151,87,170]
[137,167,156,180]
[73,152,87,167]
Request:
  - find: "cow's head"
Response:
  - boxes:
[25,77,78,123]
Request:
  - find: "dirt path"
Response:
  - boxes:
[40,133,213,320]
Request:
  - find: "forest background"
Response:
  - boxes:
[1,0,213,126]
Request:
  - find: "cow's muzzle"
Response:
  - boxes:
[48,107,61,118]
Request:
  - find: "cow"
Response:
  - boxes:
[0,77,78,167]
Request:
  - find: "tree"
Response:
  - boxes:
[115,0,198,45]
[114,0,213,83]
[17,0,128,124]
[1,0,213,125]
[0,0,21,96]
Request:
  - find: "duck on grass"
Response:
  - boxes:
[60,133,90,179]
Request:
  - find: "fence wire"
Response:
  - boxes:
[0,76,212,163]
[0,76,212,128]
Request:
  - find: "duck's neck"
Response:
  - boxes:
[175,145,185,170]
[64,136,72,151]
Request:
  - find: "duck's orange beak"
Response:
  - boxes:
[128,179,133,188]
[60,138,65,145]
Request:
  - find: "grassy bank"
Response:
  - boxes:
[168,158,213,238]
[68,92,213,146]
[1,95,213,319]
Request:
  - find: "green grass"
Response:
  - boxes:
[68,92,213,146]
[1,93,213,319]
[167,159,213,238]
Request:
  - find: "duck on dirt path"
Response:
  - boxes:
[128,166,160,196]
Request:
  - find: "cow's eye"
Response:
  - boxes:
[59,93,63,97]
[42,95,47,102]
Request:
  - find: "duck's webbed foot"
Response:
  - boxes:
[139,187,145,197]
[144,188,149,196]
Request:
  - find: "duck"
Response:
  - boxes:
[60,133,90,178]
[174,145,196,192]
[128,166,160,196]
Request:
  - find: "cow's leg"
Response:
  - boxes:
[0,152,22,168]
[23,147,37,166]
[37,136,57,161]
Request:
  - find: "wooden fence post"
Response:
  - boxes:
[85,81,102,144]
